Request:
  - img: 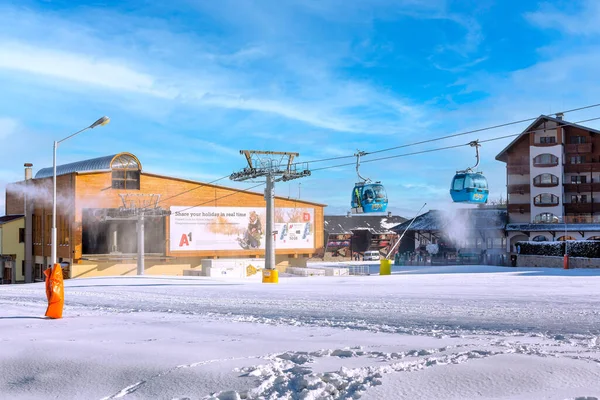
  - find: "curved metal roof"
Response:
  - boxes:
[35,152,141,179]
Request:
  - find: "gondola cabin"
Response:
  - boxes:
[351,182,388,213]
[450,172,489,204]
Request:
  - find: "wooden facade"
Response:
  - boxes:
[496,115,600,251]
[5,154,325,278]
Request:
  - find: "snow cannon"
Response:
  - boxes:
[44,264,64,319]
[380,259,392,275]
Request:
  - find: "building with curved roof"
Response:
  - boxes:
[34,153,142,179]
[5,152,325,282]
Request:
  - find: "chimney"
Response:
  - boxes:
[556,112,564,121]
[387,211,392,218]
[24,163,33,180]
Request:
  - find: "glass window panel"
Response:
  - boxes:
[453,177,464,191]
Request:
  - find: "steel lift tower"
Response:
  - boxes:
[230,150,310,283]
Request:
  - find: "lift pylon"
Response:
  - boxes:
[230,150,311,283]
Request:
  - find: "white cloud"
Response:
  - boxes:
[525,1,600,35]
[0,117,18,139]
[0,41,175,98]
[0,35,423,135]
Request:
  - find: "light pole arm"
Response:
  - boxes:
[58,126,91,144]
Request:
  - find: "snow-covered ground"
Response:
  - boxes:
[2,264,600,399]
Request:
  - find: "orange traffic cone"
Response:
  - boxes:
[44,264,64,319]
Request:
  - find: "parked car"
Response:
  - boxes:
[363,250,381,261]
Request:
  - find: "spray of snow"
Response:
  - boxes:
[439,207,469,249]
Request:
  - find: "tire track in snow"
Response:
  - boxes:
[99,355,263,400]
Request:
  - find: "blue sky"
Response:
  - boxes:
[1,0,600,217]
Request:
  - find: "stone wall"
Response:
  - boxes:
[516,254,600,268]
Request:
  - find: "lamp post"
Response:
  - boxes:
[50,116,110,267]
[563,215,569,270]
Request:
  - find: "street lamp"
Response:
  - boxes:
[51,116,110,267]
[562,215,569,269]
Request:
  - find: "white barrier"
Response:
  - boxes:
[286,267,326,277]
[198,259,265,279]
[320,267,350,276]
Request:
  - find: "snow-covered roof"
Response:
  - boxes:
[393,209,507,232]
[506,223,600,232]
[324,214,407,234]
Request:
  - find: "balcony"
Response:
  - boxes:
[507,165,530,175]
[565,143,592,154]
[533,142,559,147]
[563,215,600,224]
[507,184,530,194]
[533,181,559,188]
[564,162,600,173]
[564,202,594,213]
[533,161,559,168]
[507,156,529,165]
[508,203,531,214]
[534,201,560,207]
[563,182,600,193]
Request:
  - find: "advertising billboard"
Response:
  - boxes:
[170,206,314,252]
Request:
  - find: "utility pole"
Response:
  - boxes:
[230,150,310,282]
[137,214,145,275]
[103,194,167,276]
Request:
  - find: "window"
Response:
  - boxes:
[534,193,559,205]
[570,136,586,144]
[534,213,559,223]
[18,228,24,243]
[111,154,141,190]
[372,185,387,199]
[570,156,585,164]
[58,215,69,245]
[21,260,25,276]
[533,154,558,166]
[491,238,505,248]
[532,235,548,242]
[471,174,487,189]
[571,175,587,184]
[45,214,52,245]
[452,177,464,191]
[557,236,576,241]
[533,173,558,186]
[539,136,556,144]
[33,214,42,245]
[571,195,588,203]
[112,170,140,190]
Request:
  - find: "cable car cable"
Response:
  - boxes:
[138,173,232,211]
[173,182,267,214]
[293,102,600,166]
[310,116,600,172]
[138,113,600,213]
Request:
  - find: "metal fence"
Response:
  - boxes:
[347,264,371,276]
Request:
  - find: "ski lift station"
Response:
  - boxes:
[4,152,325,282]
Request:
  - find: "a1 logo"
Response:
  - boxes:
[179,232,192,247]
